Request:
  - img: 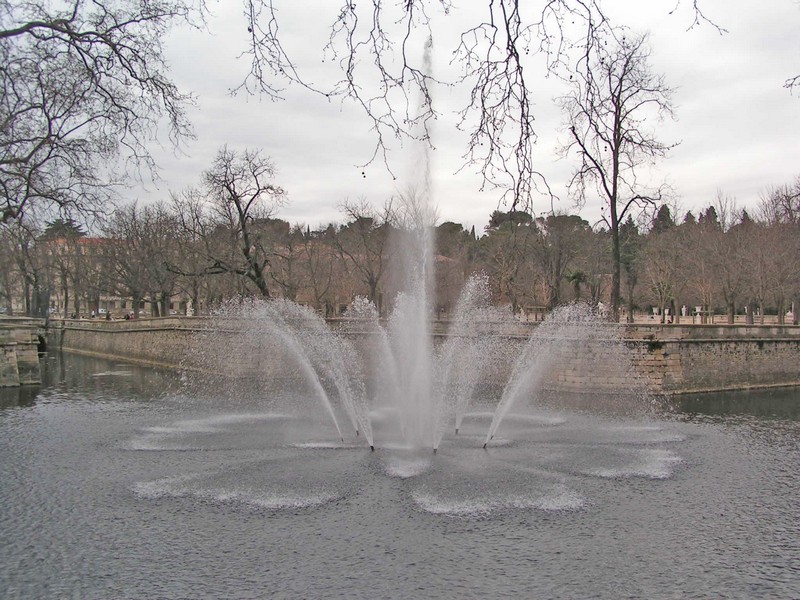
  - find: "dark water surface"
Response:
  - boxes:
[1,354,798,599]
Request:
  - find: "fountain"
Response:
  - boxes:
[192,282,646,453]
[174,281,674,520]
[187,35,649,453]
[189,148,654,454]
[173,31,660,515]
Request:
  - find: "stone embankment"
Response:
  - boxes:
[0,318,43,387]
[622,323,800,394]
[40,317,800,396]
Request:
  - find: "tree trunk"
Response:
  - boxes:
[254,273,271,298]
[625,279,636,324]
[63,285,69,318]
[191,282,200,317]
[547,283,559,310]
[160,293,169,318]
[610,219,621,322]
[369,279,380,315]
[24,282,31,315]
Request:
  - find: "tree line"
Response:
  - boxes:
[1,146,798,324]
[2,2,797,323]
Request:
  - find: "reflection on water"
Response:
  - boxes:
[675,387,800,419]
[0,385,39,409]
[0,352,798,600]
[39,351,182,401]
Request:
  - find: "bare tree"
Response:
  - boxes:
[434,221,476,311]
[187,146,288,298]
[333,199,394,313]
[681,220,715,323]
[138,202,181,316]
[266,221,305,302]
[169,185,216,314]
[618,215,641,322]
[104,203,154,319]
[2,215,53,317]
[678,211,748,324]
[757,176,800,225]
[0,224,18,313]
[300,226,337,315]
[559,33,676,320]
[641,227,684,323]
[0,0,205,223]
[713,189,739,232]
[755,220,800,325]
[39,217,86,317]
[241,2,716,210]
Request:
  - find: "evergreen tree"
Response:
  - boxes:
[651,204,675,235]
[699,206,721,229]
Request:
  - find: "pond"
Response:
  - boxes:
[1,353,798,599]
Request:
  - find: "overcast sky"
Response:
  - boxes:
[133,0,800,233]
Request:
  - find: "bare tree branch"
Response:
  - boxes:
[239,2,726,212]
[0,0,206,223]
[558,32,676,318]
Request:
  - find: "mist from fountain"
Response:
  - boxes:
[204,299,374,448]
[191,35,644,453]
[483,303,631,447]
[433,273,508,443]
[196,248,648,452]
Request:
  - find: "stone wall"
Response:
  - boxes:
[46,318,800,395]
[47,317,206,370]
[623,324,800,394]
[0,320,42,387]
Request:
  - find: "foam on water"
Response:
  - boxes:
[503,413,568,427]
[134,476,340,510]
[585,448,683,479]
[141,413,293,434]
[133,475,201,499]
[481,438,514,448]
[382,456,431,479]
[291,441,363,449]
[122,437,203,452]
[412,484,585,517]
[91,370,133,377]
[124,412,298,451]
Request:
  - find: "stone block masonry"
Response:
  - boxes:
[622,324,800,394]
[0,321,42,387]
[45,318,800,396]
[47,317,206,371]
